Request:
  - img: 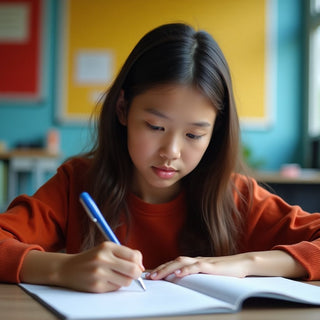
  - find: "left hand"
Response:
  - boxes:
[146,253,252,280]
[145,250,307,280]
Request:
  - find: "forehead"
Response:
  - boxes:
[130,84,216,118]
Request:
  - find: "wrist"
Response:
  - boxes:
[243,251,263,276]
[47,252,69,286]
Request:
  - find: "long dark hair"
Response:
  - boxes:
[83,23,250,256]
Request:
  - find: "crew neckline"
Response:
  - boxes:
[127,191,186,216]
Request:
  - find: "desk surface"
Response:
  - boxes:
[1,282,320,320]
[254,170,320,184]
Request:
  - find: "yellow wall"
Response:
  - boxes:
[59,0,266,123]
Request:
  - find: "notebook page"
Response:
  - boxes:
[167,274,320,308]
[20,278,233,319]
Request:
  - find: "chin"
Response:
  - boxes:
[152,179,180,190]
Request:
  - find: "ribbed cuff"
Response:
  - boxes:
[273,241,320,280]
[0,238,44,283]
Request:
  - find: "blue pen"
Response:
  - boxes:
[79,191,146,291]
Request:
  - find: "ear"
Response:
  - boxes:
[116,90,128,126]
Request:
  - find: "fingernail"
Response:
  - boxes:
[145,272,150,278]
[150,272,157,279]
[175,269,181,275]
[139,263,145,271]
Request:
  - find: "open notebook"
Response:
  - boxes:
[20,274,320,319]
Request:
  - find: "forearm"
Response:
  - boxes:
[245,250,308,279]
[20,250,66,285]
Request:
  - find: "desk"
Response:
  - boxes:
[255,170,320,184]
[254,170,320,212]
[0,149,60,208]
[1,282,320,320]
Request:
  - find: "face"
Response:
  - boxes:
[118,84,217,203]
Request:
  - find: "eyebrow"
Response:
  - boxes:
[144,107,212,128]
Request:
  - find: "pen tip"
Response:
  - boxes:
[138,277,146,291]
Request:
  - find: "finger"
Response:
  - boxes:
[99,242,144,278]
[69,265,127,293]
[147,260,172,274]
[146,262,177,279]
[148,257,195,280]
[145,261,171,279]
[114,260,143,280]
[91,265,136,292]
[176,261,207,277]
[105,268,135,288]
[105,242,144,268]
[99,253,142,280]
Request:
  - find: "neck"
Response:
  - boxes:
[131,181,181,204]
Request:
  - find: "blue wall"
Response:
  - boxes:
[0,0,304,170]
[242,0,304,170]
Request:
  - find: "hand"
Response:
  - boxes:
[146,254,251,280]
[145,250,307,280]
[21,242,144,293]
[56,242,144,292]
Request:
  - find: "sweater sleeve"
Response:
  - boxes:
[235,175,320,280]
[0,239,44,282]
[0,158,88,283]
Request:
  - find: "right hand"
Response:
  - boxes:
[56,242,144,292]
[20,242,144,293]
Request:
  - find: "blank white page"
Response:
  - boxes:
[20,278,232,319]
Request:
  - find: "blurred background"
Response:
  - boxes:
[0,0,320,211]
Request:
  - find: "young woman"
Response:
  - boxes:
[0,23,319,293]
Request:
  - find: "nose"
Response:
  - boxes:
[159,134,181,160]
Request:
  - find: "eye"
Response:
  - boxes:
[146,122,164,131]
[186,133,203,140]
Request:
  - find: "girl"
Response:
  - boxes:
[0,23,319,293]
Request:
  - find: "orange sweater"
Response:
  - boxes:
[1,158,320,282]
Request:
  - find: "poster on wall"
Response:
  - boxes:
[0,0,44,101]
[57,0,276,129]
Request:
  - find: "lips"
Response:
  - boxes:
[152,166,177,179]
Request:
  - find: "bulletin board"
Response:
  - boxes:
[58,0,275,128]
[0,0,43,100]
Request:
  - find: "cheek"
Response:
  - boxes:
[127,127,155,161]
[184,141,211,169]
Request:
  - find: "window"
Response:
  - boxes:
[308,0,320,138]
[306,0,320,168]
[311,0,320,13]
